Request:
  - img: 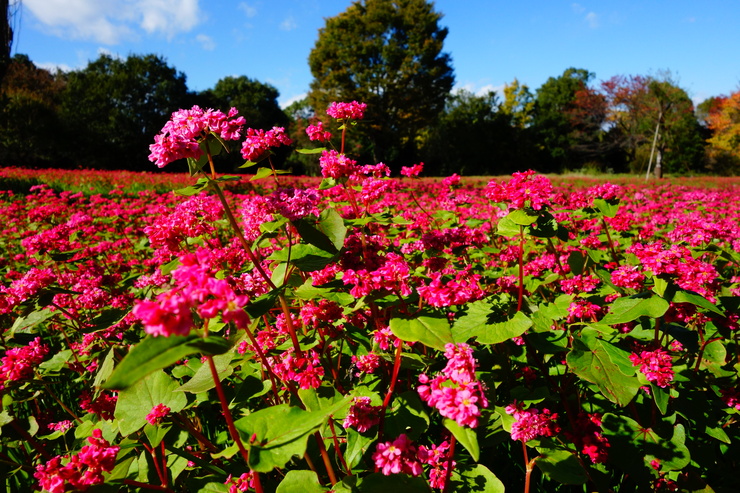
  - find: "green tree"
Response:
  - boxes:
[531,67,596,172]
[602,74,705,176]
[501,78,535,129]
[307,0,454,169]
[420,89,519,176]
[0,54,66,166]
[60,54,191,170]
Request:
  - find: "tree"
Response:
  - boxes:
[420,89,520,176]
[0,54,66,166]
[501,79,535,129]
[705,90,740,174]
[0,0,14,86]
[532,68,597,172]
[60,54,192,170]
[601,74,705,176]
[307,0,454,169]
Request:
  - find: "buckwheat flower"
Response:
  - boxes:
[630,348,674,388]
[134,290,195,337]
[145,403,171,426]
[265,187,321,221]
[400,162,424,178]
[327,100,367,120]
[485,170,553,211]
[505,402,560,442]
[418,441,455,490]
[241,126,292,162]
[352,352,381,376]
[442,173,461,187]
[343,396,381,432]
[48,420,74,433]
[372,434,423,477]
[610,265,646,289]
[306,120,332,141]
[225,472,256,493]
[319,149,360,179]
[271,349,324,390]
[720,388,740,411]
[564,413,609,464]
[0,337,48,389]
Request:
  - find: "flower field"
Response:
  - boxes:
[1,105,740,493]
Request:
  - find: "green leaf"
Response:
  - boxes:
[114,370,188,436]
[174,176,209,196]
[496,215,522,237]
[38,349,72,372]
[235,399,350,472]
[295,147,327,154]
[390,312,454,351]
[187,155,208,177]
[651,383,670,415]
[452,301,532,345]
[600,295,669,325]
[449,465,505,493]
[294,281,355,306]
[249,167,291,181]
[506,209,540,226]
[176,351,233,393]
[103,335,230,390]
[10,308,55,336]
[384,391,429,441]
[269,244,337,272]
[345,427,376,470]
[672,289,725,316]
[566,331,641,407]
[276,470,328,493]
[534,448,587,484]
[356,473,431,492]
[593,198,619,217]
[245,288,282,319]
[443,418,479,461]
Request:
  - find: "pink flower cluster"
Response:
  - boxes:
[343,396,382,432]
[225,472,256,493]
[306,120,332,142]
[145,403,171,425]
[629,242,718,297]
[327,100,367,120]
[149,106,245,167]
[319,149,360,179]
[417,269,484,307]
[0,267,55,314]
[400,163,425,178]
[417,343,488,428]
[505,402,560,442]
[34,429,120,493]
[564,413,610,464]
[418,441,455,490]
[134,248,250,337]
[0,337,48,390]
[240,126,292,162]
[271,349,325,390]
[629,348,674,388]
[484,170,553,210]
[264,187,321,221]
[372,434,423,476]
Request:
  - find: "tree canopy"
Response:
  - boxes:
[308,0,454,168]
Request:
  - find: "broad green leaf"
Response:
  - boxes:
[345,427,376,470]
[103,335,230,390]
[534,448,587,484]
[390,312,454,351]
[249,167,291,181]
[356,473,431,492]
[115,370,188,436]
[384,391,429,441]
[672,289,725,316]
[234,399,350,472]
[452,300,532,344]
[92,348,116,388]
[443,418,479,461]
[294,281,355,306]
[276,470,327,493]
[593,198,619,217]
[602,414,690,472]
[566,332,641,407]
[176,351,233,393]
[39,349,72,372]
[496,215,522,237]
[245,288,282,319]
[651,383,670,415]
[600,295,669,325]
[506,208,539,225]
[269,244,336,272]
[449,465,505,493]
[10,308,55,336]
[295,147,327,154]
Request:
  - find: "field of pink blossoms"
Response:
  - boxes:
[1,103,739,493]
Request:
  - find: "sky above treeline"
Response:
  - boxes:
[13,0,740,108]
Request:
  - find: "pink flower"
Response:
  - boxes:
[564,413,610,464]
[505,402,560,442]
[0,337,48,390]
[400,162,424,178]
[319,149,359,179]
[352,353,381,376]
[630,348,674,388]
[241,126,292,162]
[343,397,381,432]
[145,403,171,426]
[418,441,455,490]
[372,434,423,476]
[34,429,120,492]
[485,170,553,210]
[306,120,332,142]
[326,101,367,120]
[225,472,256,493]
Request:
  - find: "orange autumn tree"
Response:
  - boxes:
[706,90,740,174]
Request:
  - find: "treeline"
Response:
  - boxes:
[0,53,737,176]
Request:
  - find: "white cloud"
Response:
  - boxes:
[196,34,216,51]
[571,3,585,14]
[35,61,74,74]
[585,12,600,29]
[280,92,308,109]
[238,2,258,18]
[23,0,202,44]
[280,16,297,31]
[454,82,505,97]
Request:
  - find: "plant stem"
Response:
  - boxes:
[442,435,457,493]
[522,440,533,493]
[206,355,251,465]
[314,431,338,485]
[517,226,525,312]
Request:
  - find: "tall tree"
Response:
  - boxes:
[705,90,740,174]
[308,0,454,169]
[601,74,704,176]
[532,68,596,172]
[0,54,65,166]
[501,79,535,129]
[60,54,191,170]
[0,0,13,86]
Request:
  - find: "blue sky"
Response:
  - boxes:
[12,0,740,108]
